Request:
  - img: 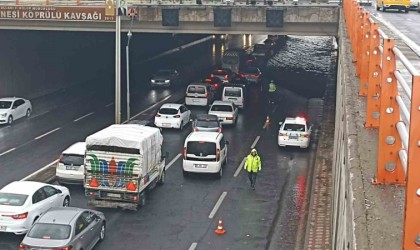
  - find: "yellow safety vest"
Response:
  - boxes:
[269,83,277,93]
[244,155,261,173]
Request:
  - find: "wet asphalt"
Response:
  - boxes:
[0,32,336,250]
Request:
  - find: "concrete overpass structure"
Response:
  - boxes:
[0,1,340,35]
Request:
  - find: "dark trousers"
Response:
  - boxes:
[248,172,258,187]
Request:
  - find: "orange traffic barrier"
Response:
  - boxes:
[215,218,226,235]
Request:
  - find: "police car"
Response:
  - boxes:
[278,117,311,148]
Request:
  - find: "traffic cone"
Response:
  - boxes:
[215,218,226,235]
[264,116,270,128]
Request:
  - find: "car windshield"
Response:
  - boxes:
[187,86,206,94]
[0,101,12,109]
[156,70,172,76]
[283,124,306,132]
[0,193,28,206]
[28,223,71,240]
[211,105,233,112]
[60,154,84,166]
[159,108,178,115]
[187,141,216,156]
[196,120,219,128]
[243,68,259,74]
[224,89,241,97]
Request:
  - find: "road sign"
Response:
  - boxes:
[128,7,137,17]
[117,0,128,16]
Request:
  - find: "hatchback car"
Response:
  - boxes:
[203,76,223,91]
[0,181,70,235]
[191,114,222,132]
[150,69,180,88]
[210,68,233,83]
[208,100,239,125]
[56,142,86,184]
[0,97,32,125]
[155,103,191,130]
[241,67,262,84]
[278,117,312,148]
[19,207,106,250]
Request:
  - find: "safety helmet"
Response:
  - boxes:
[270,80,274,83]
[251,148,257,153]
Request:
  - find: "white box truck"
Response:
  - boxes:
[84,124,166,210]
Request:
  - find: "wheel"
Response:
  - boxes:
[158,170,165,185]
[99,223,106,242]
[180,121,184,130]
[63,196,70,207]
[223,155,228,166]
[216,167,223,179]
[376,4,380,10]
[382,3,386,11]
[7,116,13,125]
[138,192,146,207]
[26,109,31,118]
[418,4,420,12]
[405,7,409,13]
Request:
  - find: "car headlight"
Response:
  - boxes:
[0,113,6,118]
[151,80,155,83]
[165,80,170,83]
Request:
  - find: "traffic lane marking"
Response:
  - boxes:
[34,127,61,140]
[188,242,198,250]
[209,191,228,219]
[73,112,94,122]
[233,157,247,177]
[166,153,182,170]
[0,148,16,157]
[250,136,260,149]
[29,110,50,120]
[125,94,174,122]
[105,102,114,108]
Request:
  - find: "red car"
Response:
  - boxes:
[203,76,223,90]
[240,67,262,84]
[210,69,232,83]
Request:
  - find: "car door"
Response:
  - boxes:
[219,137,227,162]
[80,211,98,250]
[42,186,62,208]
[73,213,90,250]
[31,189,50,220]
[15,99,25,119]
[180,106,189,124]
[233,104,239,119]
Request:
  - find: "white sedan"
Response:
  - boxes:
[278,117,312,148]
[0,181,70,235]
[0,97,32,125]
[154,103,191,130]
[208,100,239,125]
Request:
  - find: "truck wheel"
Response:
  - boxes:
[158,170,166,185]
[139,193,146,207]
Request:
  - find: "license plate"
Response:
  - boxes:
[194,164,208,169]
[0,226,6,231]
[107,193,121,198]
[162,123,171,127]
[193,99,200,102]
[289,134,298,140]
[228,98,237,101]
[66,166,79,170]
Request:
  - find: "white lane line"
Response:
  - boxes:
[209,191,228,219]
[233,157,247,178]
[250,136,260,149]
[105,102,114,108]
[29,110,50,120]
[126,94,174,122]
[73,112,95,122]
[0,148,16,157]
[34,127,61,140]
[21,160,58,181]
[166,153,182,170]
[188,242,198,250]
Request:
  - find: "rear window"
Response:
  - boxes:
[0,193,28,206]
[224,89,242,97]
[211,105,233,112]
[283,124,306,132]
[187,142,216,156]
[187,86,206,94]
[243,68,259,74]
[196,120,219,128]
[28,223,71,240]
[159,108,178,115]
[60,154,84,166]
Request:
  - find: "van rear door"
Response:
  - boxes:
[222,87,243,107]
[186,141,217,162]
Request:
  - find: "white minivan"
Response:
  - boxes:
[55,142,86,184]
[182,132,228,178]
[185,83,215,107]
[222,85,245,108]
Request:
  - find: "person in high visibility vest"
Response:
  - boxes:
[268,80,277,104]
[244,148,262,190]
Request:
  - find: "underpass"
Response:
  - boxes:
[0,30,336,249]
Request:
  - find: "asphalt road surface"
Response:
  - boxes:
[0,33,336,250]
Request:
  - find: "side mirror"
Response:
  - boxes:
[56,189,62,194]
[278,122,283,126]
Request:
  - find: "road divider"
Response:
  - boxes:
[166,153,182,170]
[73,112,95,122]
[250,136,260,149]
[188,242,198,250]
[234,157,247,177]
[34,127,61,140]
[0,148,16,157]
[21,160,57,181]
[208,191,227,219]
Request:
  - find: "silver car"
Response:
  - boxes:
[20,207,106,250]
[191,114,222,132]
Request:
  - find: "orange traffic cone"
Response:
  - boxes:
[264,116,270,129]
[215,218,226,235]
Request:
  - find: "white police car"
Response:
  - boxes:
[278,117,311,148]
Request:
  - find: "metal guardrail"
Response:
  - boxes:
[343,0,420,249]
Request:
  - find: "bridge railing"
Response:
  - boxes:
[344,0,420,249]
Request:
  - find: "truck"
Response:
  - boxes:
[222,48,246,73]
[84,124,166,210]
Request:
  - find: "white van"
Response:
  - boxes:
[185,83,215,107]
[222,85,245,108]
[56,142,86,184]
[182,132,228,178]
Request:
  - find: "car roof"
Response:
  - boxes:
[38,207,84,225]
[211,100,233,106]
[283,117,307,125]
[62,142,86,155]
[0,97,21,102]
[224,86,243,90]
[188,83,210,87]
[160,103,183,109]
[195,114,218,121]
[187,132,223,141]
[1,181,46,195]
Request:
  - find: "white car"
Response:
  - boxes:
[208,100,239,125]
[0,181,70,235]
[56,142,86,184]
[278,117,312,148]
[154,103,191,130]
[0,97,32,125]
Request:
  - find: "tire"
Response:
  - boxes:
[63,196,70,207]
[138,192,146,207]
[99,223,106,242]
[376,5,380,10]
[405,7,409,13]
[158,170,165,185]
[7,116,13,125]
[26,109,31,118]
[418,4,420,12]
[216,167,223,179]
[180,121,184,130]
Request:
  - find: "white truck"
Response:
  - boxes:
[84,124,167,210]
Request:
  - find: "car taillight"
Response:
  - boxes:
[174,115,181,118]
[279,133,286,136]
[216,149,220,161]
[58,154,63,163]
[302,133,309,138]
[155,114,161,117]
[183,147,187,160]
[224,75,228,79]
[213,84,219,88]
[3,212,28,220]
[226,117,234,120]
[19,244,28,250]
[211,74,214,78]
[194,128,198,132]
[53,247,72,250]
[217,128,222,133]
[254,74,259,77]
[206,92,209,97]
[241,74,246,77]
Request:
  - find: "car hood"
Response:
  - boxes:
[22,238,70,248]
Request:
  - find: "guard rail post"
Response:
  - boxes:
[350,1,358,53]
[358,11,370,96]
[375,38,405,184]
[365,22,381,128]
[403,75,420,249]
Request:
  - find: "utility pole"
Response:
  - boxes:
[126,30,132,121]
[115,0,121,124]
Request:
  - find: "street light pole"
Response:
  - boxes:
[115,0,121,124]
[126,30,132,121]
